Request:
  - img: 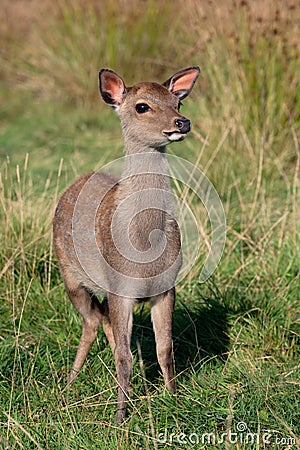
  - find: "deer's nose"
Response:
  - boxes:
[174,117,190,133]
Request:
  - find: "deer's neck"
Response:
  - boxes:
[115,146,172,252]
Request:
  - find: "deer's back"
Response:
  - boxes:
[53,172,119,292]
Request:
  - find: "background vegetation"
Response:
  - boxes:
[1,0,299,448]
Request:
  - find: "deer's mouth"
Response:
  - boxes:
[163,130,188,142]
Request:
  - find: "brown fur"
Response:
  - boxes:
[53,67,200,423]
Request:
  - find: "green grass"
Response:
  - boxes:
[1,96,299,449]
[1,1,300,449]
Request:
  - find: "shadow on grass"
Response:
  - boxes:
[131,284,230,384]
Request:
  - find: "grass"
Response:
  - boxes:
[1,0,300,449]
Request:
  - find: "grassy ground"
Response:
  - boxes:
[1,1,300,449]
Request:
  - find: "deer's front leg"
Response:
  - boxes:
[151,288,176,392]
[108,294,134,424]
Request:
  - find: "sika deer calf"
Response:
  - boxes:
[53,67,200,423]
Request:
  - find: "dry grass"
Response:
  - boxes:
[1,0,299,105]
[1,2,299,448]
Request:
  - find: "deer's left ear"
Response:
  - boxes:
[163,66,200,100]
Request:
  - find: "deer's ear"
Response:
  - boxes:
[99,69,127,109]
[163,66,200,100]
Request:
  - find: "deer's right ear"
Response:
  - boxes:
[99,69,127,110]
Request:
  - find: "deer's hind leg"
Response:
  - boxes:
[65,283,114,385]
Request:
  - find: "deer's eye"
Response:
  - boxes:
[135,103,151,113]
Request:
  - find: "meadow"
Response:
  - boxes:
[0,0,299,448]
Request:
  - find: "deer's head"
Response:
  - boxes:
[99,67,200,150]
